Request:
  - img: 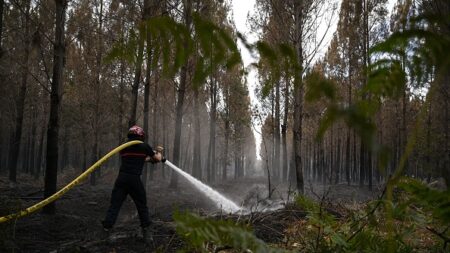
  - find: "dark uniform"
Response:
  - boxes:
[102,139,155,229]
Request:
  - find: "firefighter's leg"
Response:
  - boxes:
[129,176,151,228]
[102,176,128,229]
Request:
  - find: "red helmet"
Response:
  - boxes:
[128,125,145,139]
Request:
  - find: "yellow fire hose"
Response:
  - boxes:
[0,140,143,224]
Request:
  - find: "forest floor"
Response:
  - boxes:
[0,168,380,253]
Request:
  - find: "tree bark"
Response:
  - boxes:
[282,74,289,181]
[8,0,31,182]
[44,0,67,214]
[0,0,4,56]
[169,0,191,188]
[128,31,145,127]
[207,75,217,182]
[193,88,202,179]
[142,0,152,187]
[90,0,104,186]
[293,0,304,194]
[35,125,45,179]
[442,70,449,188]
[274,81,281,182]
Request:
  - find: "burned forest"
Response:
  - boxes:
[0,0,449,252]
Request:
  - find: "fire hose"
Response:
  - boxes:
[0,140,144,224]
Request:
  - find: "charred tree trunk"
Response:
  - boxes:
[359,139,365,187]
[9,0,31,182]
[207,72,217,182]
[118,60,125,150]
[223,119,229,180]
[0,0,3,55]
[335,135,341,184]
[35,125,45,179]
[274,81,281,182]
[293,0,304,194]
[282,75,289,181]
[193,88,202,179]
[222,83,230,180]
[142,26,151,187]
[352,131,357,184]
[90,0,104,186]
[128,32,145,127]
[150,60,158,180]
[169,0,191,188]
[44,0,67,214]
[442,70,449,188]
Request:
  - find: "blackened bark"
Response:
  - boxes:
[282,75,289,181]
[142,39,151,185]
[0,0,3,55]
[169,0,191,188]
[118,61,125,145]
[35,125,45,179]
[207,76,217,182]
[90,0,104,186]
[44,0,67,214]
[442,70,449,188]
[129,35,144,127]
[293,0,304,194]
[274,81,281,182]
[8,0,31,182]
[150,60,158,180]
[359,139,365,187]
[223,118,229,180]
[193,88,202,179]
[335,136,341,184]
[222,84,230,180]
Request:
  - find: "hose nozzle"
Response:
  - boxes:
[154,146,166,163]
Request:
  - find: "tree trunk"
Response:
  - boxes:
[223,119,229,180]
[222,83,230,181]
[282,75,289,181]
[352,131,357,183]
[207,75,217,182]
[118,60,125,148]
[35,125,45,179]
[61,125,68,170]
[142,34,150,185]
[359,139,365,187]
[442,70,449,188]
[44,0,67,214]
[90,0,104,186]
[8,0,31,182]
[193,88,202,179]
[335,136,341,184]
[0,0,4,55]
[128,32,145,127]
[169,0,191,188]
[90,131,99,185]
[150,61,158,180]
[293,0,304,194]
[274,81,281,182]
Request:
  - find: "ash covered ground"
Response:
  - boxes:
[0,168,379,252]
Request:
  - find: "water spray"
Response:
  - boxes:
[164,160,242,213]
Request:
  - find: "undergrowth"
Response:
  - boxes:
[174,179,449,252]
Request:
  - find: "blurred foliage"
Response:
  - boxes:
[104,14,241,87]
[173,211,287,253]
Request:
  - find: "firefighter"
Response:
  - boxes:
[102,125,164,243]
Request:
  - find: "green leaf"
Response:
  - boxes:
[173,211,287,253]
